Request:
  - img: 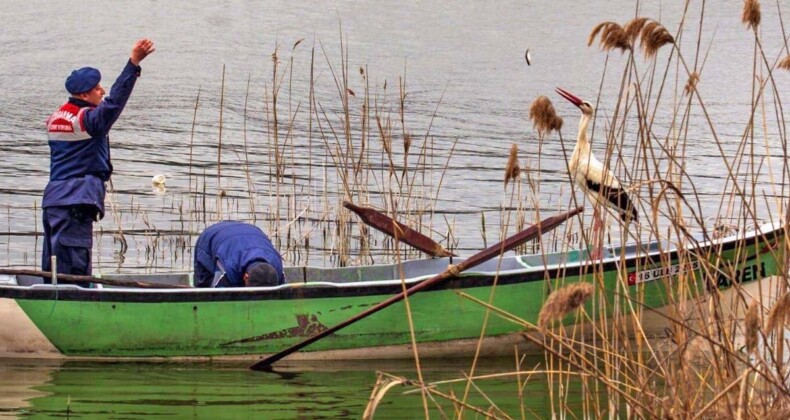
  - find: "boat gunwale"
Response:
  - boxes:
[0,222,783,303]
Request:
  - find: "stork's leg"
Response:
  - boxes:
[590,207,604,260]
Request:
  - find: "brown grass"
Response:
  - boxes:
[591,18,673,58]
[743,0,762,30]
[765,409,790,420]
[745,300,761,353]
[504,144,520,189]
[624,17,650,43]
[537,282,594,328]
[640,21,674,58]
[363,5,790,417]
[529,95,563,135]
[625,19,674,58]
[682,335,708,365]
[588,22,631,53]
[765,292,790,333]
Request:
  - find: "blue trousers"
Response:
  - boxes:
[42,205,95,281]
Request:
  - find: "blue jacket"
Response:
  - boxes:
[43,60,142,218]
[194,221,285,287]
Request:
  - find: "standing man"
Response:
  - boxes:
[194,221,286,288]
[42,39,155,278]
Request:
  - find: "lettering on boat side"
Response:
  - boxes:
[220,314,329,346]
[716,261,766,289]
[627,261,700,286]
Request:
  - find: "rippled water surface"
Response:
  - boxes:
[2,0,788,271]
[0,358,576,418]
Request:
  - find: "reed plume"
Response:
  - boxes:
[641,21,674,58]
[685,72,699,96]
[538,282,594,328]
[504,144,520,189]
[403,133,412,154]
[529,96,563,135]
[621,17,675,58]
[624,17,650,43]
[742,0,761,30]
[765,292,790,333]
[778,55,790,71]
[745,300,760,353]
[588,22,631,53]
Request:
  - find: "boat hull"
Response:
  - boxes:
[1,224,785,360]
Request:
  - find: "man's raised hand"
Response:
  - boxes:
[130,39,156,66]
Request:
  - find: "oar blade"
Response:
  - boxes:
[343,201,456,257]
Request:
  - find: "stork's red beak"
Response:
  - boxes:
[555,87,583,108]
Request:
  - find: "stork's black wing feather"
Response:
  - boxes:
[586,179,638,222]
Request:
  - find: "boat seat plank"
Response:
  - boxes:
[283,267,305,284]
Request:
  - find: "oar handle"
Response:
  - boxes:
[343,201,456,257]
[249,206,583,371]
[0,268,189,289]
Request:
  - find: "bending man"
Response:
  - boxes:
[42,39,155,277]
[194,221,285,288]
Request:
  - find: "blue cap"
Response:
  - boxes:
[65,67,101,94]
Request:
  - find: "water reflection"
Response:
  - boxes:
[0,360,57,419]
[0,358,580,418]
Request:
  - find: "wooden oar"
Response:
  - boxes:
[249,206,583,371]
[343,201,456,257]
[0,268,189,289]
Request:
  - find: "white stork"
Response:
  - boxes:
[555,87,637,258]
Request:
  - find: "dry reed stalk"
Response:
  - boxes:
[456,185,524,418]
[778,55,790,70]
[187,87,200,237]
[765,409,790,420]
[529,96,563,135]
[682,335,709,365]
[538,282,595,328]
[504,144,520,189]
[366,371,507,419]
[390,237,430,418]
[362,374,407,420]
[588,22,631,53]
[216,65,225,220]
[743,0,762,31]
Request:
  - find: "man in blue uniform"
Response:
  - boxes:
[194,221,286,288]
[42,39,155,278]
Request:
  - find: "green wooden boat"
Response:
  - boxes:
[0,222,784,361]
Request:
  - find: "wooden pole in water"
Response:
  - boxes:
[249,206,583,371]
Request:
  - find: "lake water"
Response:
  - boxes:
[1,0,789,417]
[0,358,581,418]
[1,0,788,270]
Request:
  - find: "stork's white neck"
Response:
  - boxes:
[573,113,592,155]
